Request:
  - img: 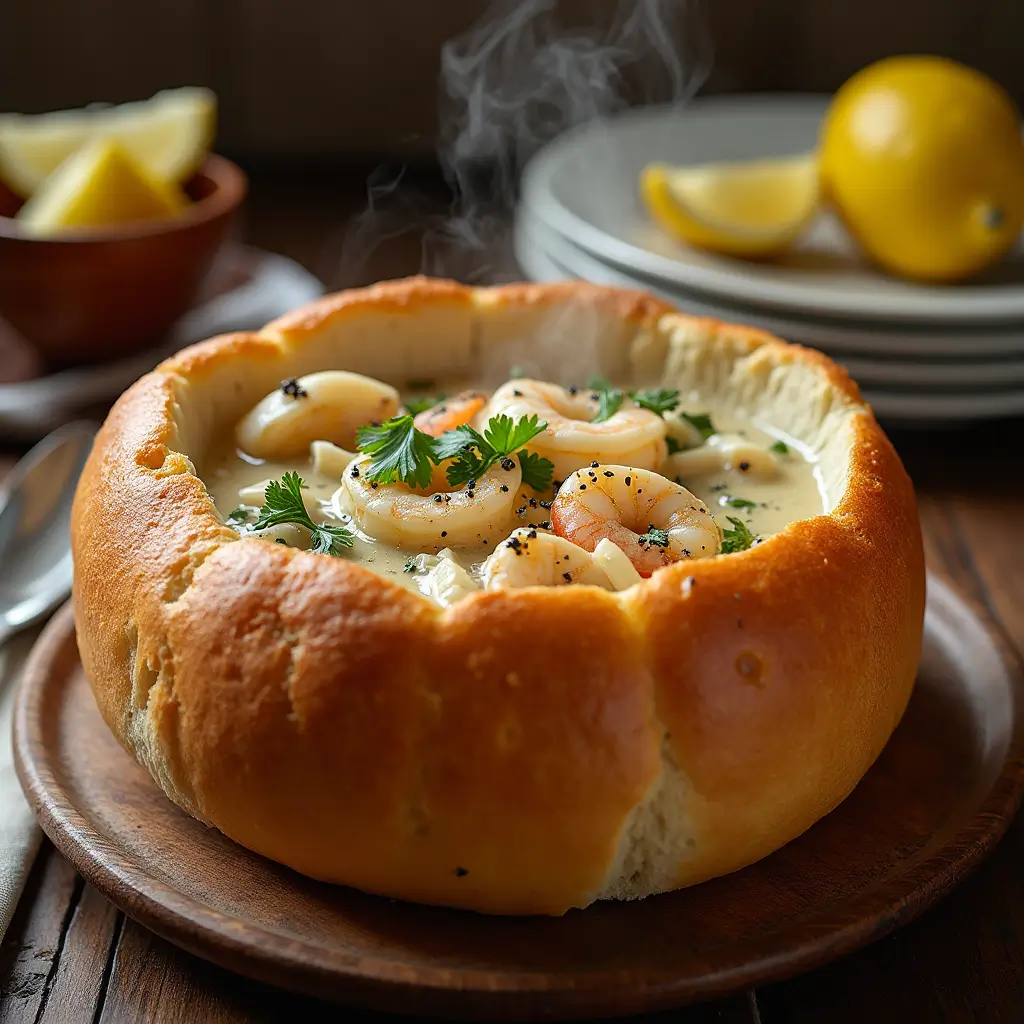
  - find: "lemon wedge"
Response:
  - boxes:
[16,138,188,234]
[0,87,215,197]
[640,155,819,259]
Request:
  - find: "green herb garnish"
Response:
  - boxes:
[638,526,670,548]
[403,393,445,416]
[721,495,757,510]
[357,414,438,489]
[587,377,624,424]
[403,558,418,573]
[226,506,251,526]
[720,516,756,555]
[680,411,717,441]
[770,439,790,455]
[516,449,555,492]
[252,472,354,556]
[630,388,680,416]
[436,414,553,491]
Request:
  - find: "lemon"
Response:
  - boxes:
[16,138,187,234]
[820,56,1024,282]
[0,87,215,197]
[639,155,819,259]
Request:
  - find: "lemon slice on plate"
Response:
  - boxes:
[640,155,819,259]
[0,87,215,197]
[15,138,188,234]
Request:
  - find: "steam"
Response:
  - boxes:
[339,0,711,285]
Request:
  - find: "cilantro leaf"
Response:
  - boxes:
[770,439,790,455]
[252,472,354,556]
[445,449,488,488]
[357,415,437,489]
[680,411,717,441]
[485,413,546,454]
[720,516,756,555]
[517,449,554,491]
[592,387,624,424]
[721,495,757,509]
[630,388,680,416]
[440,414,551,491]
[433,423,483,461]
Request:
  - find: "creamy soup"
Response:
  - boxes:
[201,378,826,603]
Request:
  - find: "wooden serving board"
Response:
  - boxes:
[12,577,1024,1021]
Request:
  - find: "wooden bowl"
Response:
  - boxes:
[0,155,246,367]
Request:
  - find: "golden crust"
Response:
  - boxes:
[71,277,924,915]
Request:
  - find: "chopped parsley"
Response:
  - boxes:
[638,526,670,548]
[226,506,251,526]
[721,495,757,509]
[252,472,354,556]
[516,449,555,492]
[356,413,554,492]
[435,414,553,491]
[680,411,717,441]
[357,414,438,489]
[586,377,623,424]
[770,439,790,455]
[403,558,418,573]
[720,516,756,555]
[630,388,680,416]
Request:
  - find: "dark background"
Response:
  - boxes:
[2,0,1020,165]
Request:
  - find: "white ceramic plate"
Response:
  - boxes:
[520,95,1024,327]
[0,247,323,440]
[514,219,1024,425]
[515,210,1024,388]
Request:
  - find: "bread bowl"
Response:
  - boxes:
[70,276,925,916]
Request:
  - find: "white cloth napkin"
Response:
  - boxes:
[0,626,44,941]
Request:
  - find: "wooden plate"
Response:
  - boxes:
[13,577,1024,1021]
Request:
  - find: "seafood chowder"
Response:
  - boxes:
[203,372,827,605]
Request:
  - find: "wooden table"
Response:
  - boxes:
[2,172,1024,1023]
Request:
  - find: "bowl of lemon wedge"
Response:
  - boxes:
[0,87,245,366]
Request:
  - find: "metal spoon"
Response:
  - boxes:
[0,423,96,646]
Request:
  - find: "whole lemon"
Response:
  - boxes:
[820,55,1024,282]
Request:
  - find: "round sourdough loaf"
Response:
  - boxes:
[70,277,925,915]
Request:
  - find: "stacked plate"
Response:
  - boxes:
[515,95,1024,426]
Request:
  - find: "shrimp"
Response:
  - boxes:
[484,380,667,482]
[482,528,613,590]
[551,465,721,576]
[413,390,487,437]
[336,454,521,549]
[236,371,399,460]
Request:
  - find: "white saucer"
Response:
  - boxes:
[514,217,1024,425]
[520,95,1024,327]
[0,247,323,440]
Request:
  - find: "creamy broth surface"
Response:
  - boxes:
[202,380,826,602]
